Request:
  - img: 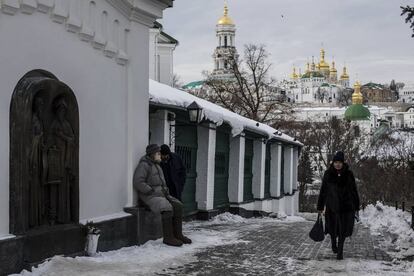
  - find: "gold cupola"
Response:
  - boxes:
[311,56,316,71]
[217,2,234,25]
[291,67,299,80]
[318,48,330,71]
[345,80,370,121]
[352,80,363,104]
[340,66,350,80]
[330,61,337,73]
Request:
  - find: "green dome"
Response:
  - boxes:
[183,80,204,89]
[344,104,370,121]
[301,71,324,79]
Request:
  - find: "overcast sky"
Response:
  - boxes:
[160,0,414,86]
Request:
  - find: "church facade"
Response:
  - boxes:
[0,0,173,274]
[282,48,351,104]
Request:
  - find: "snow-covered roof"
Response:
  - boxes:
[149,80,302,146]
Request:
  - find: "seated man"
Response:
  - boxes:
[133,144,192,247]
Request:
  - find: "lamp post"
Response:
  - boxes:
[187,101,203,124]
[169,101,204,148]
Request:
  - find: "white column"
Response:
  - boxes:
[228,134,245,203]
[292,147,299,191]
[149,109,174,148]
[270,143,282,197]
[252,139,266,199]
[284,146,294,195]
[196,123,216,210]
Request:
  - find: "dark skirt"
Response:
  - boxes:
[325,211,355,238]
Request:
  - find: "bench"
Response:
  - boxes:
[124,200,163,245]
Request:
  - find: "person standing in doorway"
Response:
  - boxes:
[317,151,360,260]
[160,144,187,201]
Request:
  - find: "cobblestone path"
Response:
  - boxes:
[158,217,393,276]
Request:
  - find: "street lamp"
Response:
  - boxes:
[187,101,203,124]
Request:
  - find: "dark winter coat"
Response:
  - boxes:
[317,163,360,238]
[160,153,187,200]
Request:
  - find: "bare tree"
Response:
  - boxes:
[336,87,354,107]
[401,5,414,37]
[172,74,183,89]
[202,44,291,123]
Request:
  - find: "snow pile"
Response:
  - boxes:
[210,212,247,224]
[149,80,302,145]
[360,201,414,259]
[15,227,242,276]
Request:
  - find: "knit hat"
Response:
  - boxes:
[332,151,345,162]
[146,144,160,156]
[160,144,171,155]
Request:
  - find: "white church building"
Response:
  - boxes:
[0,0,173,274]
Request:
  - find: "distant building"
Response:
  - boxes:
[283,48,350,104]
[211,3,239,79]
[361,82,398,103]
[399,84,414,103]
[149,22,178,86]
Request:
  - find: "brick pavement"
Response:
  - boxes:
[157,217,392,276]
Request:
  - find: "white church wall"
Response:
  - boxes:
[0,0,159,236]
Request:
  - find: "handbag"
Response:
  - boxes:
[309,214,325,242]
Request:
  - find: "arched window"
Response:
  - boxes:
[88,1,96,28]
[101,11,108,39]
[224,36,228,47]
[113,20,120,48]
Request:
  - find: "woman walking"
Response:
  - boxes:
[317,151,360,260]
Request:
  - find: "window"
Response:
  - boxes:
[224,36,228,47]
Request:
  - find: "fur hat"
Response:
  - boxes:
[146,144,160,156]
[332,151,345,162]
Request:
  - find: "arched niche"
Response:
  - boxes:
[10,70,79,234]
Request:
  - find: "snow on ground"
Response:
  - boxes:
[360,202,414,259]
[14,213,303,276]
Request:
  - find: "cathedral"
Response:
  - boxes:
[282,48,351,104]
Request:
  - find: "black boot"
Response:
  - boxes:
[161,212,183,247]
[173,215,192,244]
[331,235,338,254]
[337,237,345,260]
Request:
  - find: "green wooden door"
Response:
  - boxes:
[244,138,254,201]
[264,144,271,198]
[175,124,198,215]
[280,145,285,196]
[214,129,230,208]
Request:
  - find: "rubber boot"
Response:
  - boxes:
[173,215,192,244]
[337,237,345,260]
[331,235,338,254]
[161,212,183,247]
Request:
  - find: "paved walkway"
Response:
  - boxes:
[158,217,392,276]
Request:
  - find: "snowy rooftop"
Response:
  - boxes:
[149,80,302,146]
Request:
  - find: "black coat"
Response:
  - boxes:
[317,163,360,238]
[160,153,187,200]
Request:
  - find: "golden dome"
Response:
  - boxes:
[318,48,330,70]
[217,3,234,25]
[352,80,363,104]
[330,61,337,73]
[340,66,349,80]
[291,67,299,79]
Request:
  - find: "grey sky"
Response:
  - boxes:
[161,0,414,86]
